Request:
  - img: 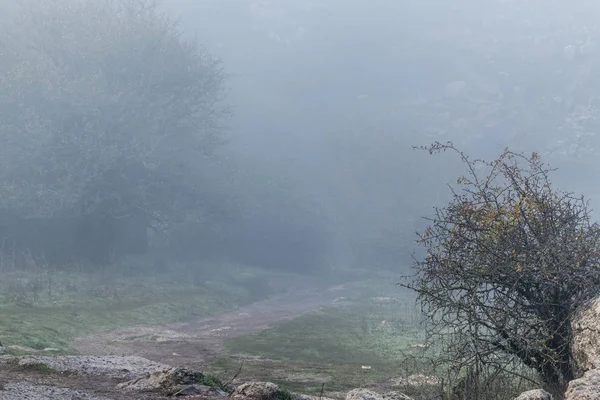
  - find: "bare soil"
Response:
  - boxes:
[0,282,358,399]
[73,283,355,368]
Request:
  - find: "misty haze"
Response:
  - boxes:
[0,1,600,399]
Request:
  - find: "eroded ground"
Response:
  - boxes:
[73,283,357,368]
[0,272,432,399]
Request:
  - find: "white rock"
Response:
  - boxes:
[346,388,414,400]
[565,369,600,400]
[571,297,600,376]
[231,382,279,400]
[514,389,553,400]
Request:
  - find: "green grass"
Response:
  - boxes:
[196,373,231,392]
[272,388,298,400]
[210,278,540,400]
[0,263,456,397]
[0,260,378,355]
[210,284,443,397]
[225,306,424,364]
[0,288,231,353]
[0,260,303,354]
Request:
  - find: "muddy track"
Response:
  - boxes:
[73,283,356,370]
[0,282,360,399]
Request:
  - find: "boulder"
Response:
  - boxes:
[571,297,600,376]
[564,369,600,400]
[345,388,414,400]
[231,382,280,400]
[514,389,553,400]
[392,374,441,388]
[117,366,207,393]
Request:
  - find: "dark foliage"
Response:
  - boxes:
[403,142,600,395]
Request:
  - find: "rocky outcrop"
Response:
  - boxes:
[6,354,167,379]
[571,297,600,376]
[0,381,111,400]
[345,388,414,400]
[117,366,227,396]
[559,295,600,399]
[231,382,280,400]
[564,369,600,400]
[514,389,553,400]
[0,352,420,400]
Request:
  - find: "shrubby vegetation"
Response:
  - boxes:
[405,143,600,396]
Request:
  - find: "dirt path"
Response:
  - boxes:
[73,282,356,370]
[0,281,362,399]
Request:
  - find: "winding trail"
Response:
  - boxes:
[0,280,364,399]
[73,282,356,369]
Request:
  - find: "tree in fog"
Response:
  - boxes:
[404,142,600,395]
[0,0,227,225]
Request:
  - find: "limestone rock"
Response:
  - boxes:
[514,389,553,400]
[392,374,441,388]
[231,382,280,400]
[346,388,414,400]
[117,366,206,392]
[571,297,600,376]
[564,369,600,400]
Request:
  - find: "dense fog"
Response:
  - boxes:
[165,0,600,271]
[1,0,600,274]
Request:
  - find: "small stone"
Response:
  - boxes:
[231,382,279,400]
[514,389,553,400]
[346,388,414,400]
[392,374,441,387]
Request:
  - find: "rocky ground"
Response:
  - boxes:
[73,283,356,369]
[0,356,417,400]
[2,277,587,400]
[0,283,365,399]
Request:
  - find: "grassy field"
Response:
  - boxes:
[0,263,538,399]
[207,279,448,399]
[0,260,304,354]
[207,278,540,400]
